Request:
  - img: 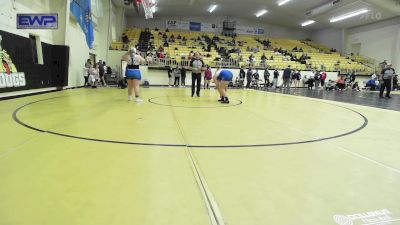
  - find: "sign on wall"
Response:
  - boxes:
[17,14,58,29]
[189,22,201,31]
[166,20,264,35]
[0,30,70,93]
[166,20,220,32]
[236,25,265,35]
[0,34,26,88]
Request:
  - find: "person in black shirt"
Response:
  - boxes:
[264,68,270,87]
[282,66,292,90]
[239,67,246,79]
[190,52,205,97]
[98,61,106,86]
[350,71,356,85]
[180,66,187,87]
[246,68,253,88]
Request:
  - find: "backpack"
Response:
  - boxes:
[118,79,127,89]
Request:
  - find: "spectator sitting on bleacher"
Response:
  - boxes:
[283,55,290,61]
[293,46,298,51]
[162,33,167,38]
[188,51,194,60]
[122,33,130,49]
[163,42,169,47]
[249,54,256,63]
[270,56,274,60]
[166,28,169,32]
[253,46,260,53]
[261,53,267,61]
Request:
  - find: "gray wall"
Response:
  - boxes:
[126,16,310,40]
[311,28,345,53]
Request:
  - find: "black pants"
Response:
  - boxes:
[380,79,392,97]
[84,76,88,86]
[181,76,186,86]
[246,79,252,88]
[174,77,180,86]
[191,73,201,96]
[321,79,325,87]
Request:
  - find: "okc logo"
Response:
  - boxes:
[334,215,353,225]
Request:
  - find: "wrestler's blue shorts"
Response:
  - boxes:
[126,68,142,80]
[217,70,233,81]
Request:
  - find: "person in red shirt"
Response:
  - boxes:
[204,66,212,89]
[321,71,327,87]
[336,75,346,90]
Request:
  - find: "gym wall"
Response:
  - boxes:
[123,66,369,87]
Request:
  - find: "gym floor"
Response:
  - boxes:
[0,87,399,225]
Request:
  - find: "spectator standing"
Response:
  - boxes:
[264,68,270,87]
[98,61,106,87]
[204,66,213,89]
[272,69,279,89]
[282,66,292,90]
[167,66,174,87]
[174,65,181,87]
[350,72,356,85]
[239,66,246,79]
[292,70,301,88]
[314,71,321,88]
[379,63,396,98]
[180,66,187,87]
[190,52,205,97]
[321,71,327,87]
[246,68,253,88]
[84,59,91,87]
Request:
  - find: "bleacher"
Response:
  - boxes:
[111,28,373,74]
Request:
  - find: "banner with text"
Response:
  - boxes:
[236,25,265,35]
[166,20,220,32]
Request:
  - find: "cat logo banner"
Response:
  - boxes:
[0,35,26,88]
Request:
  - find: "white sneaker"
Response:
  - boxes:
[135,98,144,102]
[128,96,133,101]
[168,85,172,88]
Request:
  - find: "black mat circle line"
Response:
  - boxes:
[148,96,243,108]
[12,95,368,148]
